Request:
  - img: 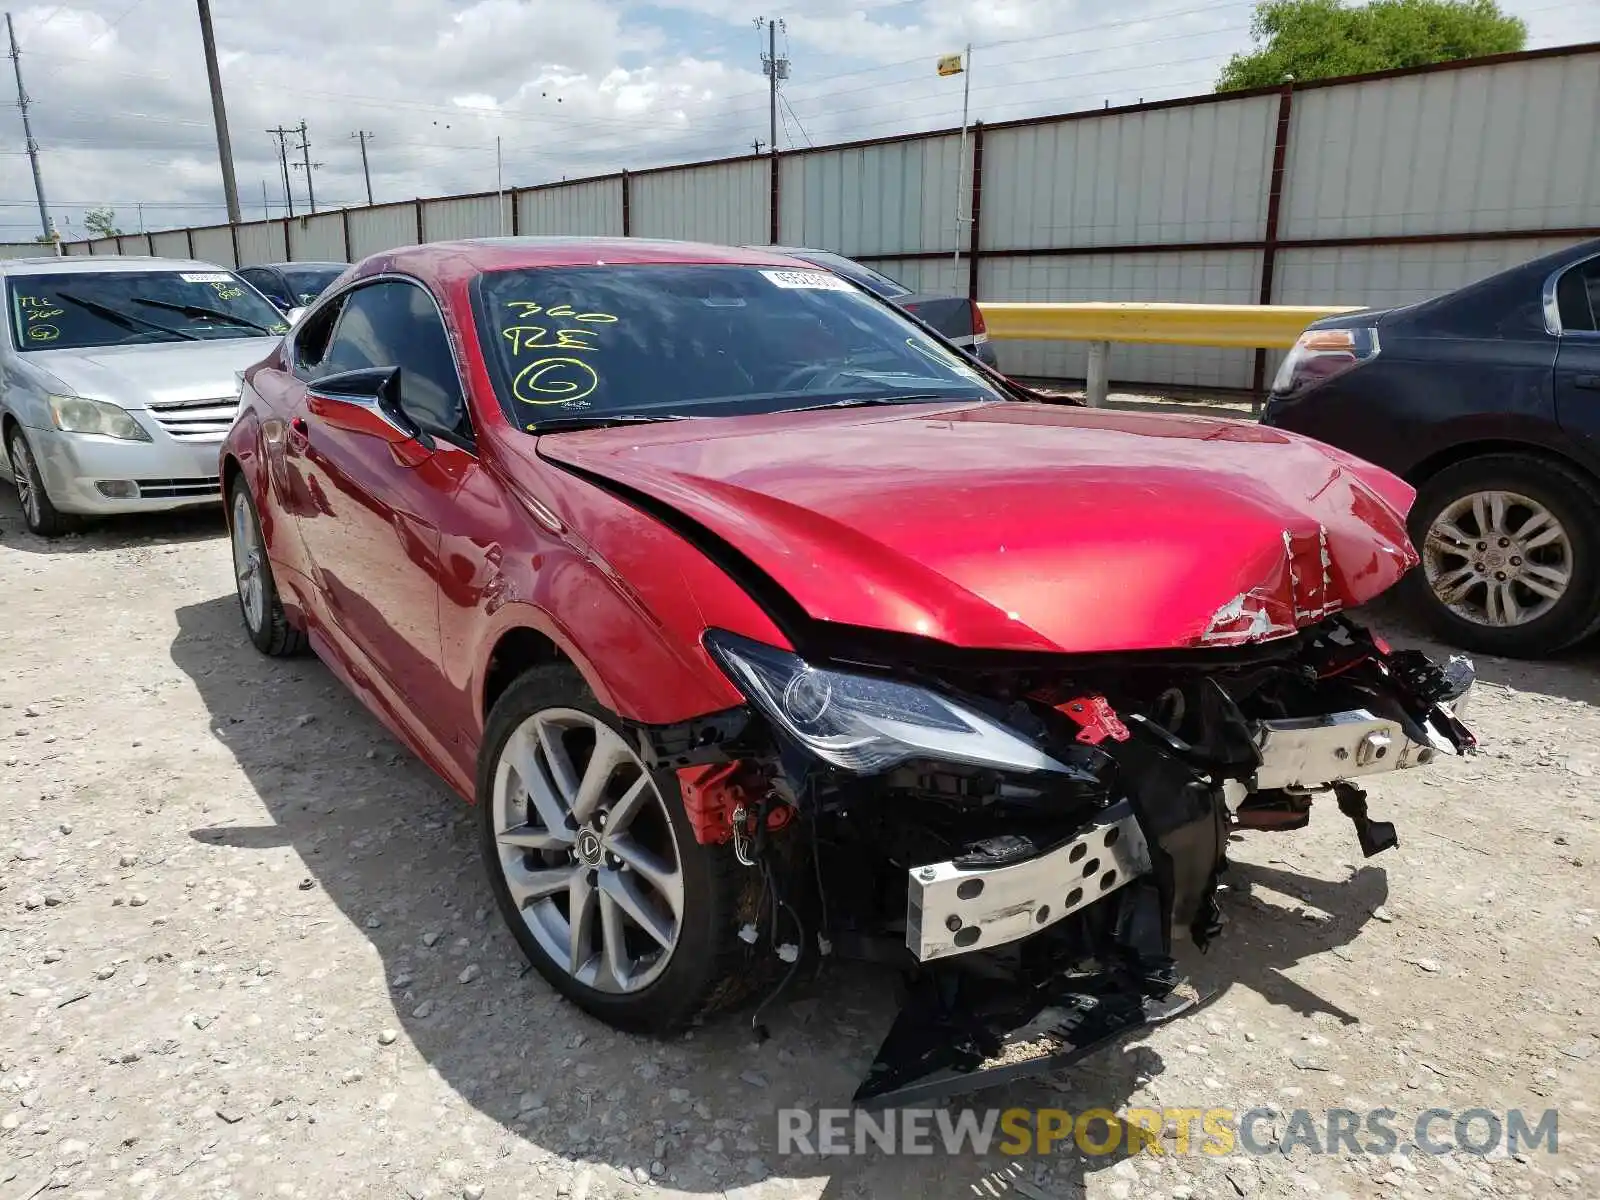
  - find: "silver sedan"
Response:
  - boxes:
[0,255,288,536]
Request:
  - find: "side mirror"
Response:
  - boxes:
[285,306,308,326]
[306,366,430,458]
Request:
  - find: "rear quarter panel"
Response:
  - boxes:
[1269,333,1560,480]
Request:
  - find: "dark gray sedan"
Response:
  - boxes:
[762,246,999,368]
[1262,238,1600,658]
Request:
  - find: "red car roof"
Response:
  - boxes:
[357,237,816,289]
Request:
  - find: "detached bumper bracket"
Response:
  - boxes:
[852,979,1200,1110]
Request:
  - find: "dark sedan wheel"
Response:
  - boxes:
[477,664,765,1033]
[7,427,74,538]
[1405,454,1600,657]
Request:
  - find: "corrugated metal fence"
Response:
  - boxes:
[47,42,1600,394]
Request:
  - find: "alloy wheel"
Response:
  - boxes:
[9,433,40,528]
[231,490,267,635]
[491,708,685,994]
[1422,489,1573,628]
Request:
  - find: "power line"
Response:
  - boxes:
[14,0,1258,140]
[267,124,294,217]
[83,0,146,52]
[778,90,813,147]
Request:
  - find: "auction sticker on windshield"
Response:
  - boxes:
[180,272,233,283]
[760,269,853,291]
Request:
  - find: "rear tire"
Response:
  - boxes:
[229,477,306,657]
[477,663,764,1034]
[7,426,75,538]
[1402,454,1600,657]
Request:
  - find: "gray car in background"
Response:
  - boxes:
[0,256,290,537]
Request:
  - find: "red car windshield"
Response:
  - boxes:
[471,263,1000,430]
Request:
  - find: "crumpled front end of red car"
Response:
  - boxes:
[634,612,1476,1109]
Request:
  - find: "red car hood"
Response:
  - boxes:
[533,401,1418,655]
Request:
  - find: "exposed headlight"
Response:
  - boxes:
[1271,326,1380,398]
[705,630,1072,776]
[47,394,151,442]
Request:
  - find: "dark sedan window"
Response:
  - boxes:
[1555,261,1600,333]
[240,267,292,309]
[281,266,346,306]
[792,251,913,300]
[471,264,999,431]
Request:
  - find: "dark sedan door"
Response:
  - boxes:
[1553,255,1600,454]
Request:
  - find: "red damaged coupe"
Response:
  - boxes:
[222,238,1476,1107]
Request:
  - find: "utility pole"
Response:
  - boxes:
[291,120,320,213]
[759,18,787,156]
[751,138,763,155]
[6,12,53,243]
[196,0,240,224]
[350,130,374,206]
[260,179,269,220]
[268,125,295,217]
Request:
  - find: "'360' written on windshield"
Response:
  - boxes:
[7,271,288,351]
[471,264,1001,431]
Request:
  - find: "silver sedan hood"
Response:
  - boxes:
[25,338,280,410]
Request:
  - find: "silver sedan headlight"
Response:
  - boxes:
[705,630,1072,776]
[47,394,151,442]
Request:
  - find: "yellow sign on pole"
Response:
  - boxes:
[936,52,964,76]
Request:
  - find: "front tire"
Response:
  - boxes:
[7,426,74,538]
[477,664,762,1033]
[229,478,306,657]
[1403,454,1600,657]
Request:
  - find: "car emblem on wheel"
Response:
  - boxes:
[575,827,604,866]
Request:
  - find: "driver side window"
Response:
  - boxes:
[320,280,470,443]
[241,267,291,310]
[1556,260,1600,333]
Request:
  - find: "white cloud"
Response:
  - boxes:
[0,0,1593,242]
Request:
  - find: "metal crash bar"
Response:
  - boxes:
[977,302,1363,407]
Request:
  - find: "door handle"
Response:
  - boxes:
[1575,374,1600,390]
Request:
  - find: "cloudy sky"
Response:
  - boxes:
[0,0,1594,241]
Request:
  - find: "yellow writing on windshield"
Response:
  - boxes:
[502,326,600,354]
[505,300,617,323]
[16,295,63,321]
[501,300,621,411]
[26,324,59,342]
[513,357,598,407]
[210,282,245,301]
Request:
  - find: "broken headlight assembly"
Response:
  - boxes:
[703,630,1072,776]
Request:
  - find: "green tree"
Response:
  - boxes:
[84,206,122,238]
[1217,0,1526,91]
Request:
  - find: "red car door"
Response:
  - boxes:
[283,278,478,778]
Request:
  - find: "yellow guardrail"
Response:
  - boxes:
[978,302,1363,351]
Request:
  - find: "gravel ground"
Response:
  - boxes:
[2,476,1598,1200]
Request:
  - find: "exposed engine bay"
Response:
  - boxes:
[634,613,1477,1109]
